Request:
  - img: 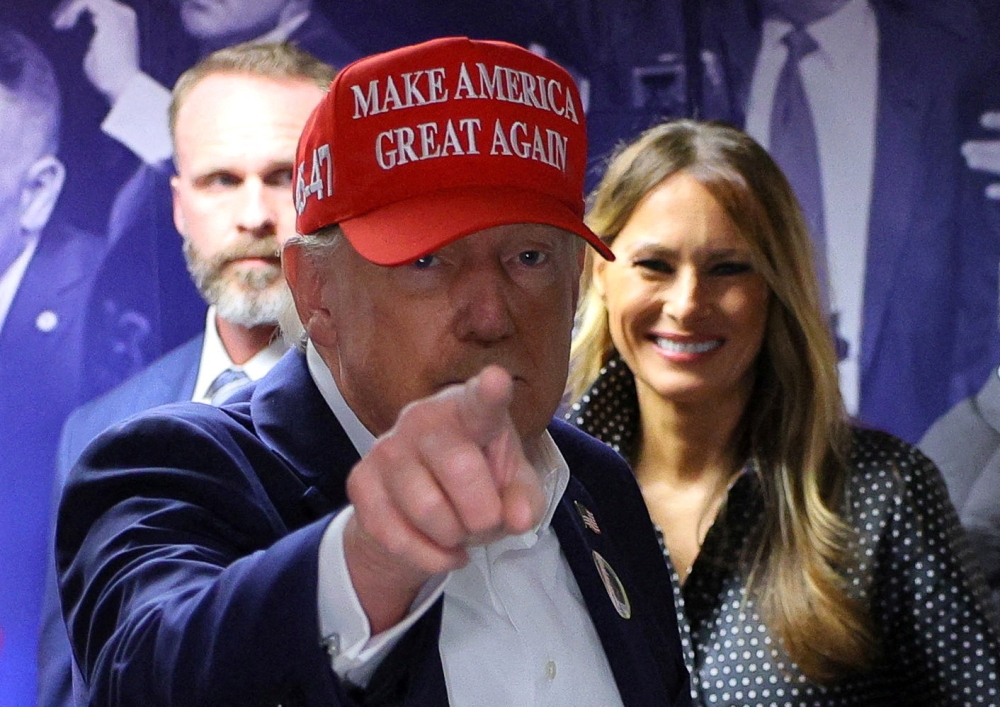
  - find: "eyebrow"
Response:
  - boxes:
[627,242,749,260]
[188,161,294,183]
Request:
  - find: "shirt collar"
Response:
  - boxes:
[192,306,288,402]
[761,0,873,64]
[0,234,38,335]
[305,339,569,544]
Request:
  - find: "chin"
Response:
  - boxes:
[512,397,559,441]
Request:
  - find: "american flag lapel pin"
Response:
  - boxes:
[574,500,601,534]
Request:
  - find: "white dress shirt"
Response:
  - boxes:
[306,342,624,706]
[745,0,879,415]
[0,235,38,336]
[190,307,287,403]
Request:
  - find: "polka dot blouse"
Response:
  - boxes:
[569,357,1000,705]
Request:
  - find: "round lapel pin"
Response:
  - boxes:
[592,550,631,619]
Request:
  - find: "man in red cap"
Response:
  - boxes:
[56,38,691,707]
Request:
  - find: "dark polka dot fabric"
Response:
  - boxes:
[568,357,1000,705]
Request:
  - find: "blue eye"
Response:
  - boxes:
[412,254,438,269]
[200,172,241,189]
[265,168,294,187]
[518,250,547,266]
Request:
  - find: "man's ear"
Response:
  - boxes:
[282,241,336,348]
[170,175,186,236]
[19,155,65,232]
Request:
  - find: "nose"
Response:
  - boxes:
[663,268,709,324]
[452,264,515,344]
[236,179,276,237]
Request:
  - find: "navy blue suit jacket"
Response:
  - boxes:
[700,0,1000,443]
[37,334,203,707]
[0,223,103,707]
[56,350,691,706]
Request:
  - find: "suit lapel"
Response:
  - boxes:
[709,0,762,127]
[172,338,202,402]
[248,351,448,706]
[1,227,96,392]
[551,480,678,707]
[249,350,357,524]
[139,335,202,407]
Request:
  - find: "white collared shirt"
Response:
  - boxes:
[190,307,287,403]
[0,235,38,335]
[307,342,624,706]
[745,0,879,415]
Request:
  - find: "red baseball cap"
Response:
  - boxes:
[294,36,613,265]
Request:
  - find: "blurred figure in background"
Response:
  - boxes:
[0,23,104,707]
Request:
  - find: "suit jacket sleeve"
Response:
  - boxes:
[56,406,355,707]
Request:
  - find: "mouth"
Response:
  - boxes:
[227,255,281,268]
[652,335,723,355]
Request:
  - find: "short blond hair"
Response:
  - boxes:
[169,41,335,148]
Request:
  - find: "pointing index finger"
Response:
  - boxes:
[456,365,516,449]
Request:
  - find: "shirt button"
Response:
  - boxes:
[545,660,557,681]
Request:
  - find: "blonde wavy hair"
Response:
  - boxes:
[569,120,874,681]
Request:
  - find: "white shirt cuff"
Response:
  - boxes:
[101,72,173,165]
[317,506,449,687]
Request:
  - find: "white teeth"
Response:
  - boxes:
[654,338,721,354]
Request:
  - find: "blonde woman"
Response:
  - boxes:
[568,119,1000,705]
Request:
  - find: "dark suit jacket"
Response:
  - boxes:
[920,370,1000,611]
[56,350,691,706]
[700,0,1000,443]
[37,334,203,707]
[0,223,103,707]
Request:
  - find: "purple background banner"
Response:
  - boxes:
[0,1,998,704]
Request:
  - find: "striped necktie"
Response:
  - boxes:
[205,367,250,406]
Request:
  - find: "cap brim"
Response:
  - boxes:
[338,185,614,266]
